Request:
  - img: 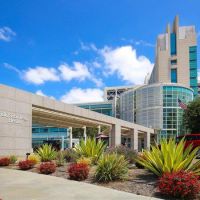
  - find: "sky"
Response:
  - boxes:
[0,0,200,103]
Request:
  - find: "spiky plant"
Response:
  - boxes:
[74,137,106,164]
[95,153,128,182]
[36,144,57,162]
[136,138,200,176]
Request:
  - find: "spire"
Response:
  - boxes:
[173,15,179,33]
[166,23,170,34]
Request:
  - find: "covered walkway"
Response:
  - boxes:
[0,84,156,155]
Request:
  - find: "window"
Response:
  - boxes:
[171,59,177,65]
[171,69,177,83]
[170,33,176,55]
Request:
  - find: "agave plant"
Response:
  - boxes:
[95,153,128,182]
[36,144,57,162]
[136,138,200,176]
[74,137,106,164]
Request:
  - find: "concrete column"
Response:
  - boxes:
[110,124,121,147]
[138,138,142,151]
[61,136,65,150]
[83,126,87,143]
[130,129,138,152]
[97,125,101,135]
[108,127,112,146]
[68,127,72,148]
[144,131,150,150]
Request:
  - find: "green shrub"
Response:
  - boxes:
[95,153,128,182]
[136,138,200,176]
[9,155,17,164]
[106,145,137,164]
[62,149,79,162]
[56,151,65,166]
[74,138,106,164]
[37,144,57,162]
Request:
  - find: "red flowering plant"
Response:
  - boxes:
[39,162,56,174]
[68,163,89,181]
[18,160,34,170]
[0,157,10,166]
[158,170,200,199]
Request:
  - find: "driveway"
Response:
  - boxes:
[0,168,161,200]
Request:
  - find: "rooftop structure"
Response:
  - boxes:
[104,85,141,118]
[149,16,198,96]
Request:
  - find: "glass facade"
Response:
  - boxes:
[119,84,194,142]
[189,46,198,96]
[32,126,70,150]
[120,90,135,122]
[78,103,113,116]
[170,33,176,55]
[162,86,193,139]
[171,69,177,83]
[135,85,163,129]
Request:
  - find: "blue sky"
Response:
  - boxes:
[0,0,200,103]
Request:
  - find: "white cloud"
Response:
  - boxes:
[58,62,103,87]
[198,71,200,82]
[3,63,21,75]
[101,45,154,84]
[80,42,98,52]
[135,40,154,47]
[36,90,46,96]
[0,27,16,42]
[23,66,60,84]
[61,88,104,104]
[121,38,154,48]
[92,61,101,68]
[36,90,55,99]
[59,62,91,81]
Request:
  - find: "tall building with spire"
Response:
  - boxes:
[149,16,198,96]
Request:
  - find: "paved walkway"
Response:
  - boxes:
[0,168,161,200]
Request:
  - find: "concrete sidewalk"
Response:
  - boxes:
[0,168,161,200]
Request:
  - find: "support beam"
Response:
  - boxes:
[61,136,65,150]
[144,131,150,150]
[83,126,87,143]
[130,129,138,152]
[68,127,73,148]
[97,125,101,135]
[110,124,121,147]
[138,138,142,152]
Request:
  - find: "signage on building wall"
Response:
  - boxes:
[0,111,27,124]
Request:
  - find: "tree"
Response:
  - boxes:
[183,97,200,133]
[72,126,108,139]
[72,127,98,138]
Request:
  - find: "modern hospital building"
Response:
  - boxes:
[0,16,198,155]
[85,16,198,140]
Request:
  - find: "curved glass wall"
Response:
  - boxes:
[119,84,194,141]
[162,86,193,139]
[135,85,163,130]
